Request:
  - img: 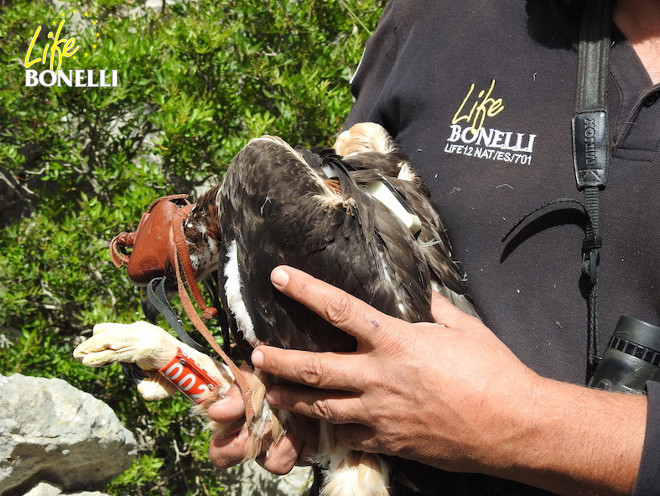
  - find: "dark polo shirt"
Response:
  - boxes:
[345,0,660,493]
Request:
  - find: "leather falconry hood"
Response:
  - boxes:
[110,194,193,286]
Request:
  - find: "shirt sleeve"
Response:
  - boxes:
[634,381,660,495]
[344,0,401,129]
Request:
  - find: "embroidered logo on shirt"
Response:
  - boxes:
[444,79,536,165]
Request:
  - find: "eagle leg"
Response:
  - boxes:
[324,178,342,195]
[243,369,286,461]
[73,321,233,402]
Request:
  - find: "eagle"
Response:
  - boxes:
[74,122,478,496]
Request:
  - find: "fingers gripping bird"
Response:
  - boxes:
[74,123,478,496]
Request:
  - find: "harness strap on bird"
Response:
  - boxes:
[146,277,207,352]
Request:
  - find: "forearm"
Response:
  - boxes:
[489,378,646,495]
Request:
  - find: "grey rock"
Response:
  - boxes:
[0,374,136,495]
[22,482,110,496]
[23,482,109,496]
[21,482,61,496]
[224,462,312,496]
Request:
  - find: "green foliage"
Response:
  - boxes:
[0,0,385,494]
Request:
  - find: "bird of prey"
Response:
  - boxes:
[74,122,478,496]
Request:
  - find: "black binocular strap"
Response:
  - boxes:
[503,0,614,383]
[572,0,612,380]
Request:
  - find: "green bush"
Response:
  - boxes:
[0,0,385,494]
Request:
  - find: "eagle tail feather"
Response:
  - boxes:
[317,423,390,496]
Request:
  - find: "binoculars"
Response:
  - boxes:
[589,315,660,394]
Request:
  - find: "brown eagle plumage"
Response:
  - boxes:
[181,123,477,495]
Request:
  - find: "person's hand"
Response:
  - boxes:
[250,265,647,495]
[207,365,316,474]
[250,266,541,473]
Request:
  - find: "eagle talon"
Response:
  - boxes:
[324,178,342,195]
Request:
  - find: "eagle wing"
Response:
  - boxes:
[341,142,478,318]
[216,136,434,357]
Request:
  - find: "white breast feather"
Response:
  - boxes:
[224,240,259,346]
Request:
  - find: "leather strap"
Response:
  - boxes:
[171,208,219,321]
[169,216,255,424]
